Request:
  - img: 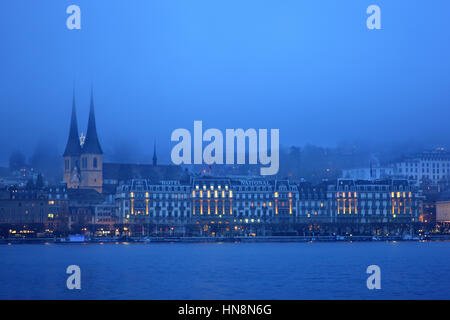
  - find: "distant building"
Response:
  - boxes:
[392,149,450,186]
[94,202,118,233]
[65,188,105,232]
[0,185,69,237]
[0,166,39,188]
[342,166,394,180]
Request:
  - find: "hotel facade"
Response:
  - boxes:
[113,177,423,236]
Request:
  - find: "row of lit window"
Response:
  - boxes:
[195,185,229,191]
[192,190,233,198]
[391,192,412,198]
[337,192,413,199]
[337,192,358,198]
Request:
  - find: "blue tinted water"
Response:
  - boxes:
[0,241,449,300]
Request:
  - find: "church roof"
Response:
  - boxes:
[67,188,104,202]
[82,88,103,155]
[63,93,82,157]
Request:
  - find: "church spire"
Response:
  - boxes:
[153,140,157,166]
[82,87,103,154]
[63,90,82,156]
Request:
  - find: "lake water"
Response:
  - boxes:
[0,241,449,300]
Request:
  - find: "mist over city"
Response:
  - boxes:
[1,1,450,173]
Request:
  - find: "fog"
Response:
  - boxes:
[1,1,449,172]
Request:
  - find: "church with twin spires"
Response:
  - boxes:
[63,89,104,193]
[63,89,187,194]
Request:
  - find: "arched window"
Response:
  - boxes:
[93,157,98,168]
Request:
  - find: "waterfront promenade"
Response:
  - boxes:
[2,234,450,244]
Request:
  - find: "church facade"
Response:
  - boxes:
[63,89,103,193]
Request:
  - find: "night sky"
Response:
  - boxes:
[1,0,450,165]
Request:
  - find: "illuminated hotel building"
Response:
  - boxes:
[112,176,422,236]
[117,178,299,222]
[191,178,298,219]
[116,179,191,222]
[329,179,422,223]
